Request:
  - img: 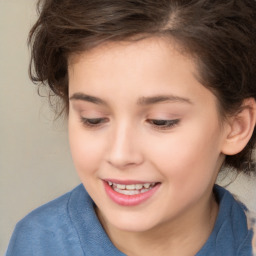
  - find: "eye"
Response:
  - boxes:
[80,117,108,128]
[147,119,180,130]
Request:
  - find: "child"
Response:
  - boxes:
[6,0,256,255]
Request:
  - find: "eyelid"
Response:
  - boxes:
[71,102,109,117]
[147,119,180,130]
[79,116,180,131]
[80,117,109,128]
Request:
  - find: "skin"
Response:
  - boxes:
[68,37,231,255]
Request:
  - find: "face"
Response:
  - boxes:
[68,37,228,233]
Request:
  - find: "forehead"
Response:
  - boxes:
[67,37,218,111]
[69,36,193,70]
[68,37,197,85]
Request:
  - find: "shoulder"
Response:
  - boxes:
[6,184,86,256]
[197,185,254,256]
[14,184,85,232]
[216,185,253,253]
[6,184,124,256]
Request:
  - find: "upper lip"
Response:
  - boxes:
[103,179,159,185]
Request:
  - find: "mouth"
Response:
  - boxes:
[103,180,161,206]
[107,181,157,195]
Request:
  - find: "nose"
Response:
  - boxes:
[106,122,144,170]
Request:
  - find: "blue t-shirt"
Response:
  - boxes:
[5,184,253,256]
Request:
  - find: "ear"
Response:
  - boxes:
[221,98,256,156]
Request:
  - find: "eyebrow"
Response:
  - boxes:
[69,93,107,105]
[137,95,193,105]
[69,93,193,106]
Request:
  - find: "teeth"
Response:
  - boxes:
[126,184,135,190]
[114,188,140,195]
[108,181,157,195]
[143,183,150,189]
[116,183,126,189]
[135,184,143,190]
[110,182,156,189]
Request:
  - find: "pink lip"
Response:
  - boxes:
[103,180,160,206]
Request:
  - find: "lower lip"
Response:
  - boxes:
[103,181,160,206]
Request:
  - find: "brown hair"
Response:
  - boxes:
[28,0,256,173]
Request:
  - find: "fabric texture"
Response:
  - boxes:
[6,184,253,256]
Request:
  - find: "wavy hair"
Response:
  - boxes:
[28,0,256,173]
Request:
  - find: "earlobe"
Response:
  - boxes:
[221,98,256,156]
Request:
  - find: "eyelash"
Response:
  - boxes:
[80,117,180,130]
[147,119,180,130]
[80,117,108,128]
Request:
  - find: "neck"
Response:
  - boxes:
[97,191,219,256]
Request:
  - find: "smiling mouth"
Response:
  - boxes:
[107,181,158,195]
[104,180,161,206]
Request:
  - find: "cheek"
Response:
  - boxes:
[68,122,104,177]
[146,124,222,183]
[145,130,222,211]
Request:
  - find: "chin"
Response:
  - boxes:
[103,210,162,233]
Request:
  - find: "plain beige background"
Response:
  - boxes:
[0,1,80,254]
[0,0,255,255]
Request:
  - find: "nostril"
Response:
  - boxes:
[107,158,140,169]
[106,147,144,169]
